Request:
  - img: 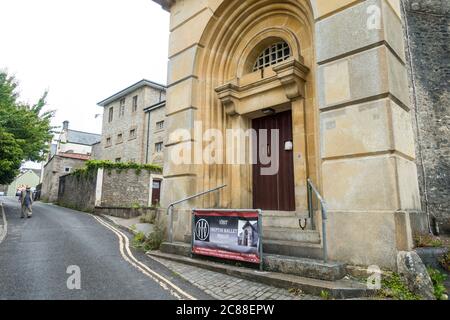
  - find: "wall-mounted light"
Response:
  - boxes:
[262,108,276,116]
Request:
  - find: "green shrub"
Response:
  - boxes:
[142,226,164,251]
[131,203,141,209]
[71,160,162,179]
[131,226,165,252]
[379,273,421,300]
[132,232,146,248]
[427,268,448,300]
[139,212,156,224]
[440,252,450,272]
[414,233,444,248]
[320,290,331,300]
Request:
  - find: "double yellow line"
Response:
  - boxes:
[93,216,196,300]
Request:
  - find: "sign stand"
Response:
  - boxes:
[191,209,264,271]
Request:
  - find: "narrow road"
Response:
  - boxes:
[0,197,208,300]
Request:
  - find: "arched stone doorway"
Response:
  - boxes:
[193,0,318,215]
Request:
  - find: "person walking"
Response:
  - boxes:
[20,187,33,219]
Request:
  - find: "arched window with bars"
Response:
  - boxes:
[252,41,291,72]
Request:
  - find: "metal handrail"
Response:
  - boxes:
[307,178,328,263]
[167,184,227,243]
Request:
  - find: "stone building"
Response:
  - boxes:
[402,0,450,234]
[56,121,101,156]
[153,0,430,270]
[40,122,101,203]
[97,79,167,165]
[41,154,90,203]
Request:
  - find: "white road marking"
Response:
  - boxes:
[93,216,196,300]
[0,202,8,244]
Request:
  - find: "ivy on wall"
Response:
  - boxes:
[71,160,162,179]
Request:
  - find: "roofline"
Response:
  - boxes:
[65,129,101,137]
[152,0,174,11]
[97,79,167,107]
[144,100,166,113]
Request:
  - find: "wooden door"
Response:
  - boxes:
[151,180,161,206]
[252,110,295,211]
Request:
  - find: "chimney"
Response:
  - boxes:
[62,121,69,131]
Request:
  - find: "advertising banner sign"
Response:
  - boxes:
[192,209,262,265]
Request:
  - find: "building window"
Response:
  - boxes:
[115,158,121,163]
[120,98,125,117]
[108,107,114,123]
[132,96,138,112]
[117,133,123,144]
[106,137,112,147]
[129,129,136,139]
[64,167,72,173]
[155,142,163,153]
[156,121,164,131]
[253,41,291,72]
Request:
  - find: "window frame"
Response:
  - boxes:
[129,128,137,140]
[252,41,291,72]
[119,98,126,117]
[108,107,114,123]
[106,136,112,147]
[155,142,163,153]
[116,133,124,144]
[156,120,164,131]
[132,95,138,112]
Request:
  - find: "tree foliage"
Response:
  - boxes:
[0,71,55,184]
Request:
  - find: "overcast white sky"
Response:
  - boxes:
[0,0,170,137]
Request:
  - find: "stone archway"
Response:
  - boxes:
[191,0,319,213]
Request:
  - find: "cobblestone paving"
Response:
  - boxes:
[151,257,321,300]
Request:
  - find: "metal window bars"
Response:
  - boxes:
[253,41,291,72]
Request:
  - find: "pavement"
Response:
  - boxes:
[0,197,210,300]
[101,214,154,237]
[150,256,320,300]
[0,197,320,300]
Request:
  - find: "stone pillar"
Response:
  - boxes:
[315,0,420,268]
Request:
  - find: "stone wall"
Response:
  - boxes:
[41,156,87,203]
[57,168,159,215]
[101,169,153,208]
[58,172,97,212]
[402,0,450,234]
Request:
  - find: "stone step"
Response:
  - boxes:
[263,239,324,260]
[147,251,373,299]
[263,254,346,281]
[262,216,314,229]
[263,227,320,243]
[160,241,191,257]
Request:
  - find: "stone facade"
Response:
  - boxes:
[91,142,102,160]
[145,103,166,166]
[41,155,88,203]
[58,172,97,212]
[97,80,167,165]
[101,169,155,208]
[57,168,162,216]
[56,121,101,156]
[154,0,422,270]
[402,0,450,234]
